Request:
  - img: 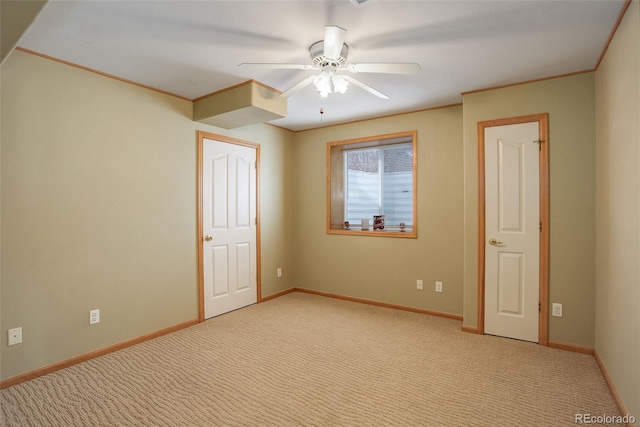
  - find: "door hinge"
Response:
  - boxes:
[255,161,258,169]
[538,302,541,312]
[533,139,544,151]
[539,221,542,232]
[255,218,258,225]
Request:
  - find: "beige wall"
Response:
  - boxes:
[0,50,294,380]
[595,0,640,418]
[2,6,638,416]
[292,106,464,315]
[0,0,47,64]
[462,73,597,347]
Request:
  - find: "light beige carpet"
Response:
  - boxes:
[0,292,622,426]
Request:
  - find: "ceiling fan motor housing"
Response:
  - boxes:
[310,41,349,68]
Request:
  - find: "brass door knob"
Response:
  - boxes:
[488,237,503,246]
[204,235,213,242]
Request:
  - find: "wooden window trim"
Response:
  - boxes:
[326,131,418,238]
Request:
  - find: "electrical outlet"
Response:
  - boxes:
[89,309,100,325]
[277,268,282,278]
[416,280,423,290]
[552,303,563,317]
[435,281,443,293]
[8,327,22,346]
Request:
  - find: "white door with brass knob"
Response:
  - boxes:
[484,120,540,343]
[201,136,258,319]
[488,237,503,246]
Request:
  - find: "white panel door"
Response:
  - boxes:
[203,138,257,318]
[484,122,539,342]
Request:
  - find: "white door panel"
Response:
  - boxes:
[211,154,229,229]
[209,245,229,297]
[203,138,257,318]
[498,252,524,315]
[485,122,539,342]
[235,242,252,291]
[236,157,252,228]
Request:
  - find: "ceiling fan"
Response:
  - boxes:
[239,26,421,99]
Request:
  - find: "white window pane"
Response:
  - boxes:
[383,172,412,225]
[346,169,380,222]
[344,143,413,226]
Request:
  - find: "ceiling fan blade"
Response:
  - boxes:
[342,75,389,99]
[324,25,347,59]
[239,63,314,70]
[280,75,317,98]
[346,63,421,74]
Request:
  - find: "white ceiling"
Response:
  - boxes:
[17,0,626,131]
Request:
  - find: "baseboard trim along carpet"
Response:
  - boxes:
[461,325,480,334]
[594,349,634,427]
[547,340,595,355]
[294,287,464,321]
[0,319,198,390]
[1,287,630,426]
[260,287,296,302]
[0,292,625,426]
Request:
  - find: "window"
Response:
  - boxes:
[327,131,417,237]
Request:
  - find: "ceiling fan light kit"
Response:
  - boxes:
[314,71,349,97]
[240,25,421,100]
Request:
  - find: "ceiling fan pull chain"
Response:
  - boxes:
[320,106,324,125]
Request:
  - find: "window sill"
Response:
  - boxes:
[327,228,417,238]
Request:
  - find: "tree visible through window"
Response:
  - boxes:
[327,131,417,237]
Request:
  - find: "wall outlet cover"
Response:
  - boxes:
[90,309,100,325]
[8,327,22,346]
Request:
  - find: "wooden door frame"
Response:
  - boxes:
[197,131,261,322]
[477,113,549,345]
